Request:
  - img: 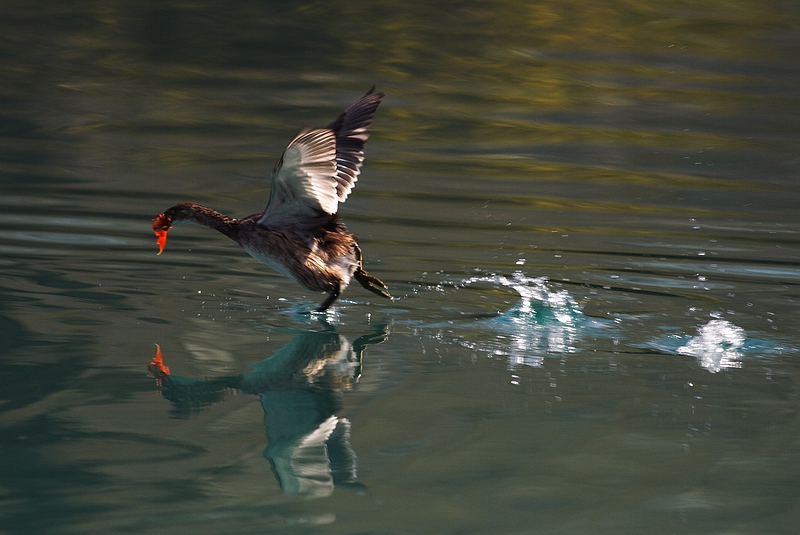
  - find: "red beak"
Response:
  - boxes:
[152,214,171,255]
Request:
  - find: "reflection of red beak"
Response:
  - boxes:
[148,344,171,386]
[152,214,172,255]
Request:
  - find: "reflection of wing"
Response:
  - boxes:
[327,418,365,490]
[264,410,339,497]
[258,88,384,227]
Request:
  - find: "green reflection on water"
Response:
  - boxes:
[1,0,799,534]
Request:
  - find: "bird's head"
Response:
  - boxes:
[152,213,173,255]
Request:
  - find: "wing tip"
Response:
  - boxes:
[365,85,385,99]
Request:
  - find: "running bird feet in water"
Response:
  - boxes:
[152,87,391,312]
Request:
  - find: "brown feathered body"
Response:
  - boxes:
[152,88,390,311]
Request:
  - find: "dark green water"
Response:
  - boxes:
[1,1,799,533]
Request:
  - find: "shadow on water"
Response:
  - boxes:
[147,323,388,498]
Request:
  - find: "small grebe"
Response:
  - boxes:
[152,87,391,312]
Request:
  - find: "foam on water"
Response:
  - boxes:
[453,272,589,367]
[461,271,582,325]
[676,319,745,373]
[644,318,797,373]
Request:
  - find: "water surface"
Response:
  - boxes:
[1,1,799,533]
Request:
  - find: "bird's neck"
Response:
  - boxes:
[169,202,239,239]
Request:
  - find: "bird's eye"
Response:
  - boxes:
[152,214,172,231]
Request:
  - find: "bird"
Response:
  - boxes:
[152,87,391,312]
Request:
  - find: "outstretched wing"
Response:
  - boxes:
[260,129,338,224]
[258,88,384,227]
[326,86,384,205]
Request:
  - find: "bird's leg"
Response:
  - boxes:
[354,270,392,298]
[317,287,341,312]
[353,244,392,299]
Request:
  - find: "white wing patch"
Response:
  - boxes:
[258,129,338,226]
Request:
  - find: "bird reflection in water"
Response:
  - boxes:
[147,325,388,497]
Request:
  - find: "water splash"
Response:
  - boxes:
[677,319,745,373]
[457,272,586,367]
[462,271,581,324]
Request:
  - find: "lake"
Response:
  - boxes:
[1,1,798,533]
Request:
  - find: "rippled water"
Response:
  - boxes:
[2,1,799,533]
